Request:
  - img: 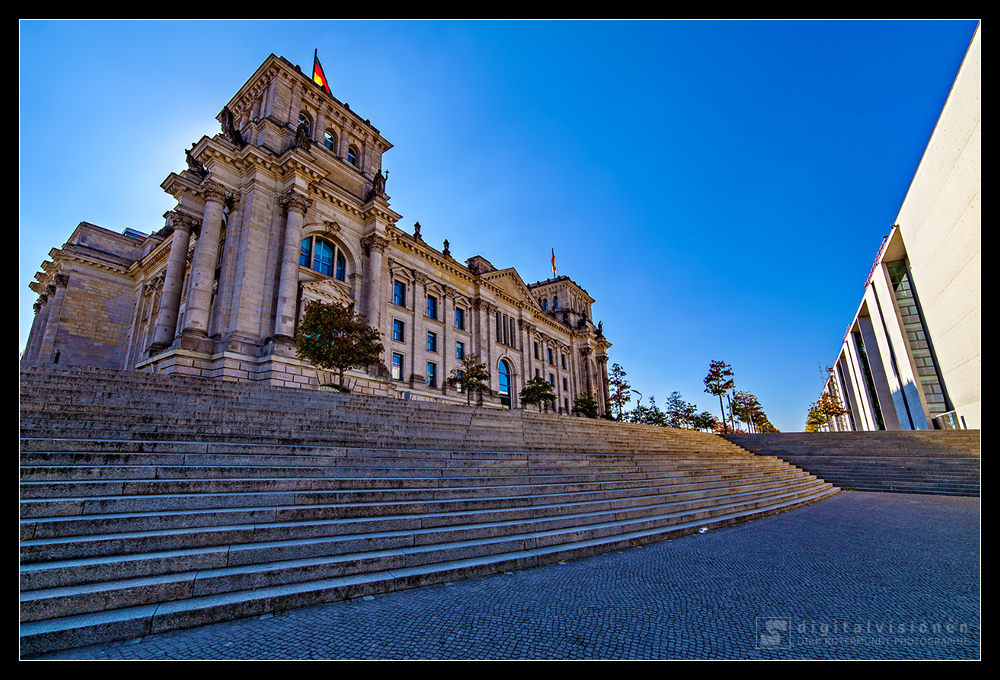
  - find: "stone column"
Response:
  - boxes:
[598,355,611,418]
[272,189,312,341]
[38,274,69,364]
[181,182,229,340]
[149,212,197,351]
[360,234,388,328]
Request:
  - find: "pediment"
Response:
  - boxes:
[481,268,539,307]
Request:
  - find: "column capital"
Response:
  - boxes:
[167,211,200,234]
[280,189,312,216]
[202,180,231,205]
[360,233,389,255]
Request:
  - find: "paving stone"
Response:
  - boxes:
[25,492,980,660]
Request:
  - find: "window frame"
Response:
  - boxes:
[300,235,347,282]
[393,281,407,308]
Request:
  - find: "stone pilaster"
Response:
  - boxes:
[411,272,428,388]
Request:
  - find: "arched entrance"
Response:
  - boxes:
[498,359,513,408]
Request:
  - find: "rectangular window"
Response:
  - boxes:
[393,281,406,307]
[455,308,465,330]
[534,342,539,359]
[561,354,567,369]
[564,397,569,413]
[548,373,555,387]
[392,319,404,342]
[427,362,437,388]
[427,331,437,352]
[456,341,464,360]
[563,377,568,391]
[547,348,554,365]
[392,353,403,381]
[535,368,540,378]
[427,295,437,320]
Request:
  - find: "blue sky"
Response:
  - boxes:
[19,20,980,431]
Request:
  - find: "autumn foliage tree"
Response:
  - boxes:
[295,301,384,390]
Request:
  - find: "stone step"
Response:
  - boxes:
[18,483,837,656]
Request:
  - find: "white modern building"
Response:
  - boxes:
[824,24,980,431]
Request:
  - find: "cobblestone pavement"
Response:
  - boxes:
[26,491,980,660]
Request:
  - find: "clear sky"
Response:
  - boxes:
[19,19,980,431]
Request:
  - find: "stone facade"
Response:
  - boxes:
[25,54,613,414]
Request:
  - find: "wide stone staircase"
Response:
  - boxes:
[722,431,980,497]
[19,366,839,655]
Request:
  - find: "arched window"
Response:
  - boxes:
[347,145,359,167]
[553,295,559,309]
[498,359,512,408]
[300,235,348,281]
[324,130,336,152]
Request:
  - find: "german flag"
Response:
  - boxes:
[313,50,332,96]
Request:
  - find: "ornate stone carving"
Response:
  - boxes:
[443,239,450,257]
[413,221,422,240]
[202,180,230,205]
[53,273,69,288]
[365,170,387,202]
[280,190,312,216]
[168,211,200,234]
[293,119,312,150]
[220,106,246,148]
[360,233,389,255]
[185,145,208,178]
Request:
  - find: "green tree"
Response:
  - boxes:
[519,376,557,412]
[295,300,384,390]
[703,360,735,434]
[608,363,631,421]
[692,411,718,432]
[572,393,599,419]
[665,391,697,428]
[447,353,490,406]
